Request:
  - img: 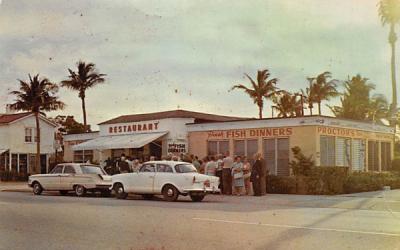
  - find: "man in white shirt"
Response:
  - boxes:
[222,151,233,195]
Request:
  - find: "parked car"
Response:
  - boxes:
[28,163,112,197]
[111,161,220,202]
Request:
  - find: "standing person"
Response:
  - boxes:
[118,154,130,173]
[216,154,224,190]
[205,156,217,176]
[192,156,201,172]
[231,156,244,196]
[222,152,233,195]
[251,153,266,196]
[242,156,252,195]
[200,156,209,174]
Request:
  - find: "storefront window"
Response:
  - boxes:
[336,137,351,167]
[11,154,18,172]
[246,139,258,159]
[219,141,229,155]
[263,139,276,175]
[74,150,94,163]
[320,136,335,166]
[207,141,218,155]
[352,139,365,171]
[234,140,245,157]
[19,154,27,174]
[112,149,126,159]
[368,141,379,171]
[207,141,229,156]
[277,138,289,176]
[381,142,391,171]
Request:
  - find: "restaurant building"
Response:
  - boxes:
[64,110,244,163]
[0,111,58,174]
[187,116,394,175]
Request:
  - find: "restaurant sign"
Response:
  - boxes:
[317,126,393,140]
[108,122,160,135]
[208,127,293,139]
[167,143,187,153]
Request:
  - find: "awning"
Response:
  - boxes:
[72,132,167,151]
[0,149,8,155]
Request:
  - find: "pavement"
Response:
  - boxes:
[1,182,400,250]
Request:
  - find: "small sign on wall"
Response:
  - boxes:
[167,143,186,153]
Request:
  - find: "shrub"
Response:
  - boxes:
[289,146,315,176]
[267,175,297,194]
[343,172,400,193]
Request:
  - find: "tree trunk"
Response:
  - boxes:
[318,102,322,115]
[35,112,41,174]
[309,106,313,116]
[389,23,398,126]
[81,96,88,131]
[258,105,263,119]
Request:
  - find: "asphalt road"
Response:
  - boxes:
[0,191,399,250]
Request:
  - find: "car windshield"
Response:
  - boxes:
[80,165,106,175]
[175,164,197,173]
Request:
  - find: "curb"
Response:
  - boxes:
[1,189,31,193]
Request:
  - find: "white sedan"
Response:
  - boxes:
[111,161,220,202]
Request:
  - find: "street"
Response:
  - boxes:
[0,189,400,250]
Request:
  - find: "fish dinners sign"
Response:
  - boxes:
[108,122,160,134]
[207,127,293,139]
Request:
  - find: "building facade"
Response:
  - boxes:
[187,116,394,175]
[0,112,57,174]
[64,110,244,163]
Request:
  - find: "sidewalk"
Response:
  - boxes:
[0,181,31,192]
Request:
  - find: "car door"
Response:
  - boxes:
[60,164,77,190]
[43,165,63,190]
[154,164,174,193]
[133,163,156,193]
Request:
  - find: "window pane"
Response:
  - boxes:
[368,141,379,171]
[336,137,351,167]
[234,140,245,157]
[19,154,27,174]
[246,139,258,158]
[157,164,173,173]
[381,142,391,171]
[207,141,218,155]
[140,164,155,172]
[277,138,289,176]
[11,154,17,172]
[320,136,335,166]
[64,165,76,174]
[218,141,229,155]
[51,165,63,174]
[263,139,276,175]
[352,139,365,171]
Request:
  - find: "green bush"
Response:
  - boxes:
[344,172,400,193]
[267,175,297,194]
[391,158,400,172]
[289,146,315,176]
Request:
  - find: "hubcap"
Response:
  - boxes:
[118,187,123,194]
[34,185,40,193]
[167,188,174,196]
[76,186,83,195]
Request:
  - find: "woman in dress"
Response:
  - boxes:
[242,156,252,195]
[231,156,244,196]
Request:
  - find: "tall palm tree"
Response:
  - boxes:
[378,0,400,124]
[9,75,64,173]
[61,61,106,130]
[367,94,389,122]
[302,78,316,115]
[231,69,279,119]
[272,91,303,117]
[308,72,339,115]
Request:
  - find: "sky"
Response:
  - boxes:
[0,0,394,129]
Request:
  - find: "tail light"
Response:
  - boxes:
[204,180,210,187]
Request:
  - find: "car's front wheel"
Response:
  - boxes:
[190,193,205,202]
[32,182,43,195]
[74,185,86,197]
[162,185,179,202]
[114,183,128,199]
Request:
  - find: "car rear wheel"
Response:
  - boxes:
[142,194,154,200]
[114,183,128,199]
[190,193,205,202]
[74,185,86,197]
[59,190,68,196]
[32,182,43,195]
[162,185,179,202]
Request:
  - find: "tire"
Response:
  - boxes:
[59,190,68,196]
[162,185,179,202]
[142,194,154,200]
[74,185,86,197]
[190,193,205,202]
[101,190,112,197]
[114,183,128,199]
[32,182,43,195]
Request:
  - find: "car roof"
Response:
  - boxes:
[57,163,100,167]
[144,160,191,165]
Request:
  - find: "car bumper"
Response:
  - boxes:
[183,187,220,194]
[95,184,112,190]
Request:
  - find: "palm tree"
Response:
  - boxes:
[231,69,278,119]
[302,78,316,115]
[61,61,106,130]
[378,0,400,124]
[9,75,64,173]
[272,92,303,117]
[308,72,339,115]
[367,94,389,122]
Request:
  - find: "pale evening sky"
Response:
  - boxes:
[0,0,394,129]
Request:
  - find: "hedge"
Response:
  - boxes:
[267,167,400,195]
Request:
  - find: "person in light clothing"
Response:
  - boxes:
[222,152,233,195]
[231,156,244,196]
[242,156,252,195]
[205,156,217,176]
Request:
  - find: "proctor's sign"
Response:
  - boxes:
[108,122,159,134]
[317,126,393,140]
[208,127,293,139]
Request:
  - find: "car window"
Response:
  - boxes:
[156,164,173,173]
[50,165,63,174]
[80,165,105,175]
[139,164,155,173]
[175,164,197,173]
[63,165,76,174]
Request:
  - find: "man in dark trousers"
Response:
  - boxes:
[251,153,266,196]
[222,151,233,195]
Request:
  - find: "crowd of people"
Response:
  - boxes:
[100,151,268,196]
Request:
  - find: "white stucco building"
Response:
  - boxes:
[0,112,58,174]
